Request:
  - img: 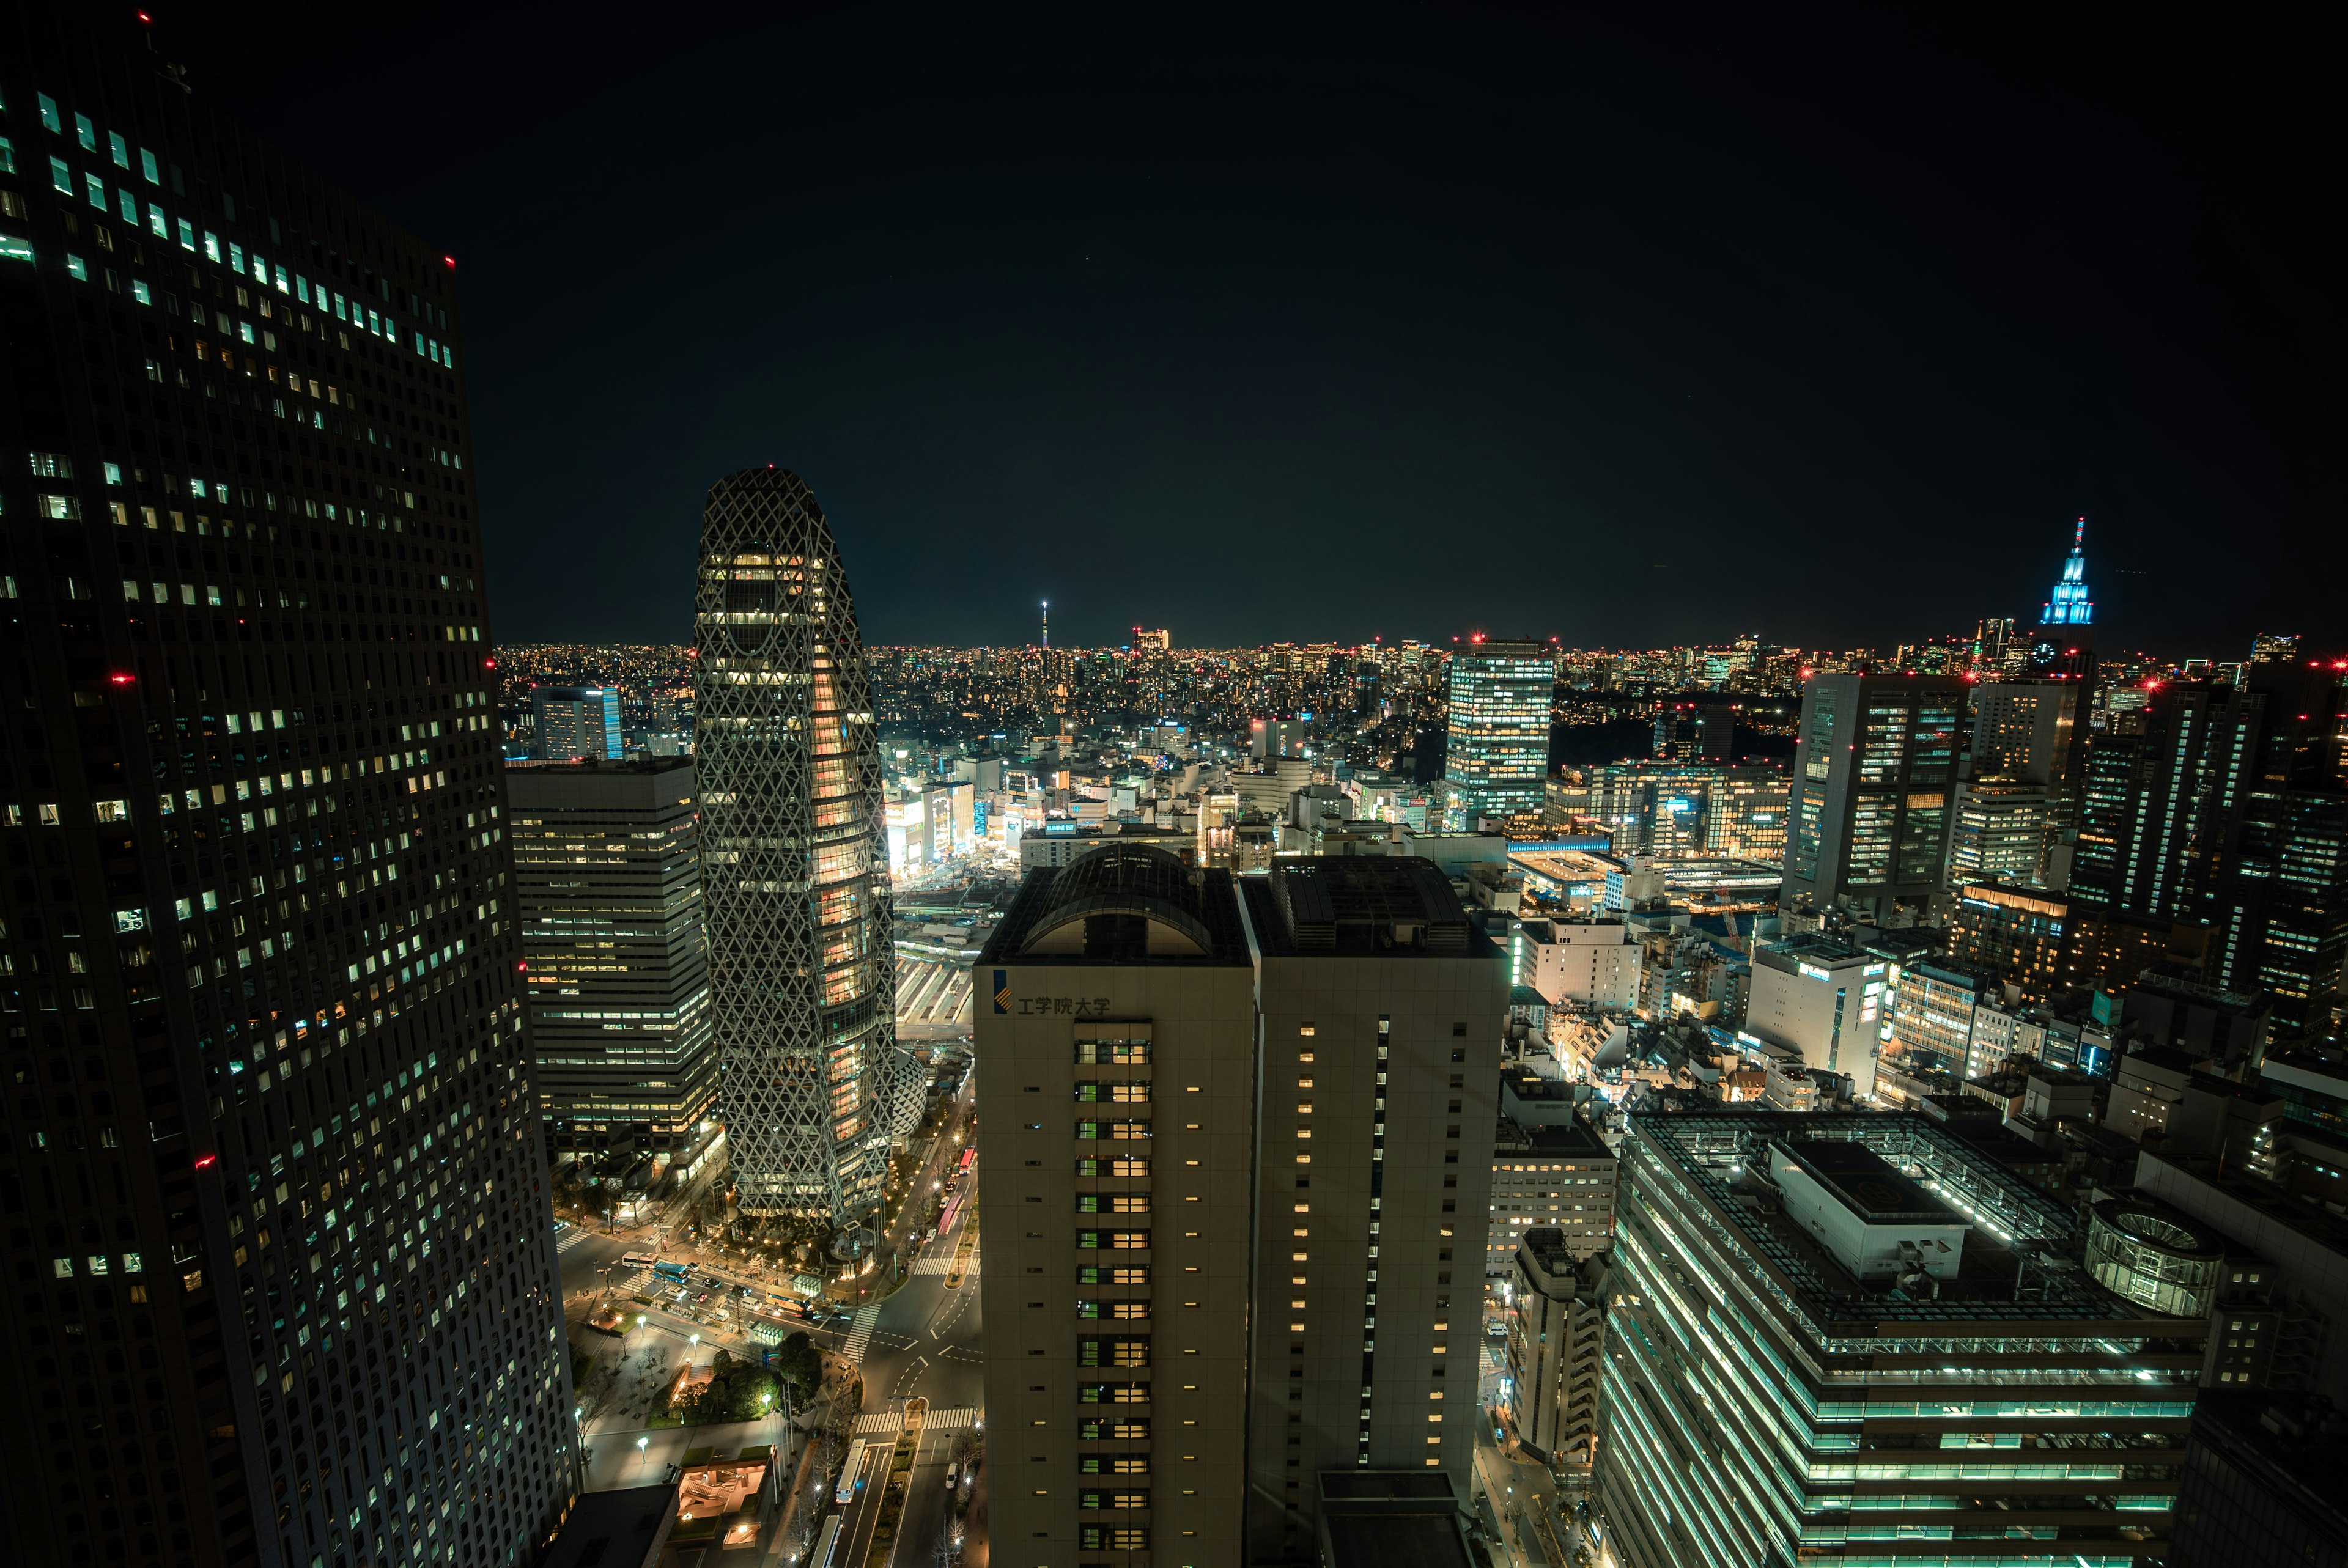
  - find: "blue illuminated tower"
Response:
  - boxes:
[2023,517,2097,684]
[2040,517,2094,626]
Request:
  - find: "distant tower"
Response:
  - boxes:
[692,468,919,1224]
[2014,518,2100,882]
[2040,517,2094,626]
[1042,598,1050,649]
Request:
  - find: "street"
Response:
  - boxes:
[556,1083,986,1566]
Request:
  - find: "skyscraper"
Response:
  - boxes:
[1780,672,1965,922]
[508,757,718,1156]
[1442,637,1552,829]
[1241,858,1505,1557]
[973,849,1507,1566]
[2072,662,2348,1037]
[1947,773,2051,886]
[528,685,621,760]
[690,468,914,1221]
[2020,518,2099,707]
[0,18,574,1567]
[976,843,1258,1565]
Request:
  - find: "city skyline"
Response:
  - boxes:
[12,10,2348,1568]
[65,2,2344,653]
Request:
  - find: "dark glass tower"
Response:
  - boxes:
[0,17,574,1567]
[2074,663,2348,1037]
[690,469,915,1223]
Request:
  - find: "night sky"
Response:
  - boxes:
[70,4,2342,653]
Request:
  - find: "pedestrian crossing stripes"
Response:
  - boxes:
[841,1303,882,1363]
[849,1406,981,1436]
[908,1257,978,1275]
[553,1228,591,1256]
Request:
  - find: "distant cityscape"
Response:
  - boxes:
[6,12,2343,1568]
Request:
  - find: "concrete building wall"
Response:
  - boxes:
[977,955,1257,1565]
[1242,926,1507,1560]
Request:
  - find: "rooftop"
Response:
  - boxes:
[1494,1115,1613,1162]
[1778,1138,1960,1225]
[1634,1110,2176,1331]
[539,1485,676,1568]
[979,844,1250,966]
[1317,1470,1475,1568]
[1242,856,1498,960]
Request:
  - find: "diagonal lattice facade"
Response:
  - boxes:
[693,468,910,1222]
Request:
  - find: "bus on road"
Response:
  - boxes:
[811,1517,842,1568]
[652,1261,692,1282]
[835,1440,868,1506]
[621,1253,657,1268]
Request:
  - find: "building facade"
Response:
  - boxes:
[1488,1116,1615,1272]
[508,758,718,1155]
[1949,773,2050,887]
[2071,664,2348,1039]
[1241,857,1507,1559]
[1601,1112,2206,1568]
[1442,638,1553,829]
[1781,672,1965,922]
[975,844,1257,1567]
[1504,1230,1607,1471]
[529,684,622,761]
[1511,916,1640,1011]
[690,468,916,1220]
[1743,936,1885,1098]
[0,18,574,1566]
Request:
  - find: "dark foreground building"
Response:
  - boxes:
[0,15,574,1567]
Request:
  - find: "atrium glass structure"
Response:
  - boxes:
[692,469,918,1221]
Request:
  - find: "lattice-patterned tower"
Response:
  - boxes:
[693,468,912,1221]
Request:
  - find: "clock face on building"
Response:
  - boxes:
[2031,641,2056,664]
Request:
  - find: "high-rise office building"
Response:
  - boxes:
[528,684,621,760]
[690,468,914,1220]
[1442,637,1552,828]
[2071,664,2348,1037]
[508,757,717,1155]
[975,843,1258,1566]
[1590,760,1718,859]
[1970,682,2080,793]
[1948,773,2050,886]
[1971,614,2015,673]
[1780,672,1964,921]
[974,850,1508,1567]
[1241,858,1505,1558]
[0,20,574,1567]
[1652,699,1732,762]
[1601,1111,2206,1568]
[1945,882,2209,1004]
[1708,761,1790,860]
[2250,633,2302,667]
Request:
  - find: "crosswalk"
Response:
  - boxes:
[908,1257,978,1275]
[841,1303,882,1363]
[851,1406,982,1435]
[553,1228,591,1257]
